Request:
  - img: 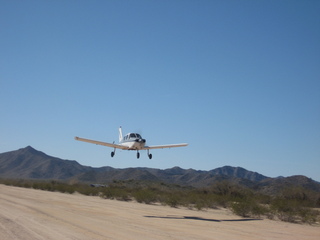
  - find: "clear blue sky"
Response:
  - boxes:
[1,0,319,181]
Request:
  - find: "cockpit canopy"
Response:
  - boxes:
[124,133,142,140]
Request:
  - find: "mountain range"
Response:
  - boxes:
[1,146,319,194]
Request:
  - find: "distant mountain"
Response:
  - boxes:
[0,146,91,179]
[139,166,268,187]
[256,175,320,194]
[74,168,160,183]
[209,166,267,182]
[1,146,319,194]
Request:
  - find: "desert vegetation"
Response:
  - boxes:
[0,178,319,224]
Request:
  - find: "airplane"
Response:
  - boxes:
[75,127,188,159]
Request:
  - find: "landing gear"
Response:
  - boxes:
[111,148,116,157]
[147,149,152,159]
[137,151,140,159]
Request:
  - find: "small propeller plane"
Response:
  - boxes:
[75,127,188,159]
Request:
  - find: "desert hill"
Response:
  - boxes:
[0,146,91,179]
[1,146,319,194]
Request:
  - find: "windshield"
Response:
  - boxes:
[128,133,141,139]
[129,133,137,138]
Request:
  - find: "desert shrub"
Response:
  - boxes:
[211,194,231,208]
[114,190,130,201]
[101,187,131,201]
[270,198,303,223]
[132,189,158,204]
[211,181,234,196]
[188,191,219,210]
[23,182,32,189]
[32,181,77,194]
[32,182,53,191]
[211,181,251,198]
[76,185,99,196]
[210,181,255,206]
[163,194,181,208]
[231,198,268,217]
[281,187,320,209]
[255,193,272,205]
[101,187,115,199]
[270,197,320,224]
[270,198,296,222]
[194,199,207,210]
[231,200,252,217]
[55,183,76,194]
[297,207,319,224]
[183,191,204,210]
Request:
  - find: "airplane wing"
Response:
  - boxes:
[143,143,188,150]
[74,137,129,150]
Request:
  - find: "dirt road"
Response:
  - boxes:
[0,185,319,240]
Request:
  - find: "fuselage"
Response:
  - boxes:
[119,133,146,150]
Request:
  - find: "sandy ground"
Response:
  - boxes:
[0,185,319,240]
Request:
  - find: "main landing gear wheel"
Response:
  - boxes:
[148,154,152,159]
[137,152,140,159]
[111,151,115,157]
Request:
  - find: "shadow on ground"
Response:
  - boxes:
[144,215,262,222]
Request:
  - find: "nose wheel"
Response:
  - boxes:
[137,151,140,159]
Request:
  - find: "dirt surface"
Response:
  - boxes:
[0,185,319,240]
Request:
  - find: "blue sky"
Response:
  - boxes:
[1,0,319,181]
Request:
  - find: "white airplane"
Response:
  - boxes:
[75,127,188,159]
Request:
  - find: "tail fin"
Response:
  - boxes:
[119,126,123,142]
